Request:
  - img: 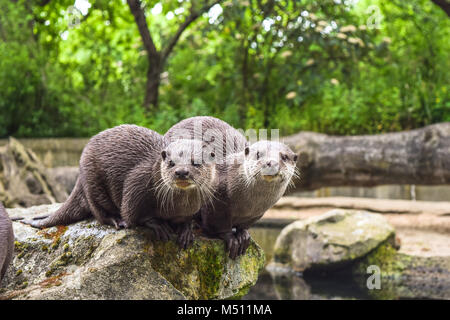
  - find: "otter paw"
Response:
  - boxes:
[108,217,128,230]
[145,221,173,242]
[236,229,251,256]
[176,223,195,250]
[221,233,240,260]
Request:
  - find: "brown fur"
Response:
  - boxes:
[0,202,14,283]
[201,141,298,258]
[166,117,298,258]
[23,125,217,247]
[165,116,248,163]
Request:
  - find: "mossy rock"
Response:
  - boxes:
[1,204,265,300]
[272,209,396,273]
[352,243,450,299]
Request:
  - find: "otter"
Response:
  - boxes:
[22,125,217,249]
[200,140,298,259]
[0,202,14,283]
[165,116,248,163]
[165,117,298,258]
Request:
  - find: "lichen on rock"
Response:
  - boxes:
[272,209,396,273]
[1,204,265,300]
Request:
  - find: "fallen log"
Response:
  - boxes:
[283,122,450,191]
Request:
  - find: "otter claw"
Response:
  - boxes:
[145,221,172,242]
[236,229,251,256]
[221,233,240,260]
[109,218,128,230]
[177,224,194,250]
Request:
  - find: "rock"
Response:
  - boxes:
[0,138,68,208]
[269,208,450,299]
[351,243,450,299]
[46,167,79,195]
[272,209,396,273]
[1,204,265,300]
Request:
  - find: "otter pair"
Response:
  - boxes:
[166,117,298,258]
[22,117,298,259]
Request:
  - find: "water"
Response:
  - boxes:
[244,226,450,300]
[243,270,376,300]
[244,224,376,300]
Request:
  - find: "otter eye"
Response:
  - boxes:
[256,151,260,160]
[281,154,288,161]
[168,160,175,168]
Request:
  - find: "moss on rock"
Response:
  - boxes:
[149,237,265,300]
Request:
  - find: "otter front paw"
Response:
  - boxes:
[176,223,194,250]
[107,217,129,230]
[220,232,240,260]
[235,229,251,256]
[144,220,173,242]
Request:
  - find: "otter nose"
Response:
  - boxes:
[175,169,189,179]
[263,160,279,175]
[266,160,278,167]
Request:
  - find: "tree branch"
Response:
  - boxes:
[431,0,450,17]
[161,0,221,62]
[127,0,159,60]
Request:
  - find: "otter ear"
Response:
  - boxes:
[245,147,250,156]
[161,150,167,160]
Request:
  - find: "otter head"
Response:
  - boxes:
[243,141,298,185]
[159,139,216,202]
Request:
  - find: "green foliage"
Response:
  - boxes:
[0,0,448,138]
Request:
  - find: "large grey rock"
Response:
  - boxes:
[1,204,265,300]
[272,209,395,272]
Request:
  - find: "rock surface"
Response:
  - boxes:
[1,204,265,300]
[351,242,450,299]
[272,209,396,273]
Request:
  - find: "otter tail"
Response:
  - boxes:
[21,178,91,229]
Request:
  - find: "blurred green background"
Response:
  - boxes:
[0,0,449,138]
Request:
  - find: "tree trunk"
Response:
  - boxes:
[431,0,450,17]
[283,122,450,191]
[144,58,161,110]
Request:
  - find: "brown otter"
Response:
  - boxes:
[165,117,298,258]
[0,202,14,283]
[201,140,298,259]
[165,116,248,163]
[22,125,217,249]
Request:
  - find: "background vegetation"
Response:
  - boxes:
[0,0,449,138]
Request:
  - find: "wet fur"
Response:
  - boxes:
[165,116,248,163]
[165,117,298,258]
[0,202,14,283]
[201,141,298,234]
[23,125,215,248]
